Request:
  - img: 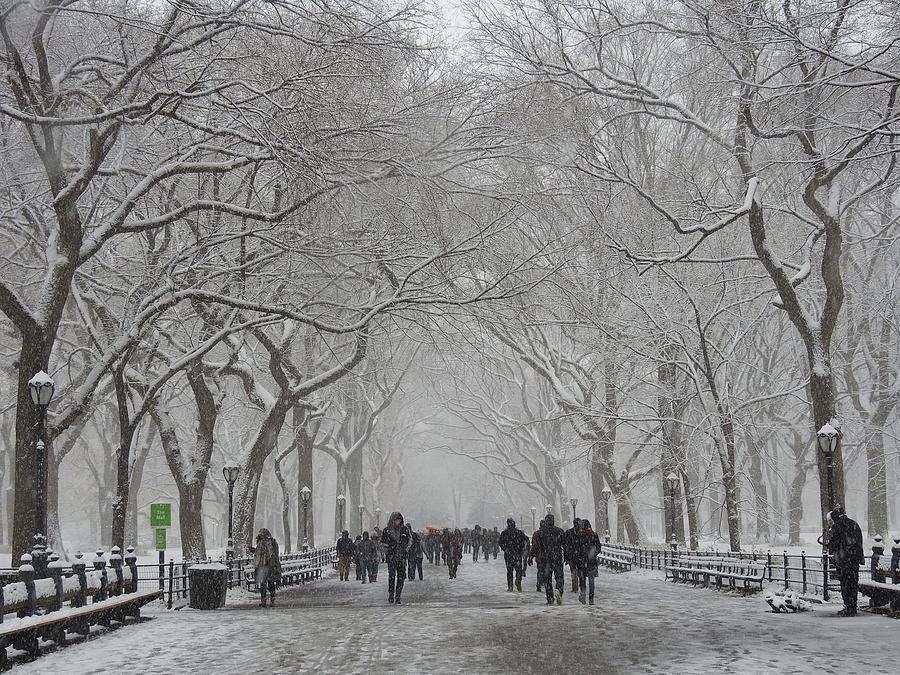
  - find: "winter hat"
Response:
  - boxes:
[830,507,846,521]
[581,519,592,530]
[342,530,349,537]
[507,518,516,528]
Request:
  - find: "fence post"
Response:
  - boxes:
[94,550,108,601]
[168,559,175,610]
[182,559,188,599]
[73,551,87,607]
[18,554,36,618]
[110,546,124,596]
[782,550,789,591]
[822,551,830,601]
[125,546,138,593]
[767,551,772,582]
[801,550,807,593]
[48,553,64,611]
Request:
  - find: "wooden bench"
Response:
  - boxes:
[596,546,634,572]
[858,541,900,613]
[666,555,767,593]
[243,561,323,592]
[1,548,160,667]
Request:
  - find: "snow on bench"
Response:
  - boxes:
[596,546,634,573]
[0,546,161,667]
[666,555,767,593]
[858,537,900,613]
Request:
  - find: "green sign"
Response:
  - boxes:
[154,528,167,550]
[150,503,171,527]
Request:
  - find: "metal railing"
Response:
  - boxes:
[609,544,888,600]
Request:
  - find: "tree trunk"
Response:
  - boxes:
[111,366,138,552]
[126,442,151,550]
[810,366,845,524]
[293,406,316,549]
[746,434,770,542]
[177,481,207,560]
[273,450,292,553]
[865,419,889,536]
[682,472,699,550]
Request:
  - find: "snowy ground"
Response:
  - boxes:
[11,558,898,674]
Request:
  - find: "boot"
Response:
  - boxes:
[507,584,513,592]
[515,579,522,592]
[269,596,275,607]
[579,594,586,605]
[395,596,402,605]
[589,597,594,605]
[388,594,394,604]
[260,597,267,608]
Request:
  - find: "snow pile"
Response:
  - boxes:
[765,591,811,613]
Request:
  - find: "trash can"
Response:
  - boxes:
[188,563,229,609]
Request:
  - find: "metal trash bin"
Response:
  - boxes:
[188,563,229,609]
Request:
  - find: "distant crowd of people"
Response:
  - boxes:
[331,512,606,606]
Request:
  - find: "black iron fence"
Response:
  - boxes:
[2,545,336,614]
[612,542,900,600]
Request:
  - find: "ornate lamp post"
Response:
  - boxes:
[337,494,346,535]
[569,496,578,523]
[600,486,612,539]
[300,485,311,549]
[28,371,54,531]
[222,465,240,560]
[357,504,365,536]
[530,506,537,531]
[817,423,840,511]
[665,472,679,551]
[375,506,382,530]
[545,503,552,515]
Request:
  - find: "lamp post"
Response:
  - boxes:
[600,486,612,539]
[28,371,54,577]
[357,504,365,536]
[222,465,240,560]
[545,503,552,515]
[375,507,382,530]
[337,494,346,536]
[570,496,578,523]
[300,485,311,549]
[817,423,840,511]
[530,506,536,531]
[665,472,679,551]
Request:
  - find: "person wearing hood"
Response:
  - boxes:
[471,525,484,563]
[531,513,566,605]
[380,511,412,604]
[823,507,865,616]
[336,530,354,582]
[408,525,425,581]
[574,519,601,604]
[442,527,463,579]
[357,531,379,583]
[564,518,583,593]
[248,528,281,607]
[499,518,529,592]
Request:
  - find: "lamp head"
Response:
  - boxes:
[665,472,679,489]
[299,485,311,504]
[337,494,345,506]
[28,371,55,407]
[222,464,240,486]
[816,423,840,456]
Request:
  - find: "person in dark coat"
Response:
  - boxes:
[531,514,566,605]
[248,528,281,607]
[530,517,547,592]
[826,507,865,616]
[471,525,483,562]
[335,530,353,582]
[564,518,582,592]
[357,531,379,583]
[353,535,364,581]
[574,519,601,604]
[498,518,529,592]
[380,511,411,604]
[407,526,424,581]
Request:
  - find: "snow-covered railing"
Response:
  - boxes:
[612,538,900,601]
[0,546,140,623]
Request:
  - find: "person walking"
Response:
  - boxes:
[471,525,483,563]
[574,519,601,605]
[499,518,529,592]
[336,530,353,582]
[531,514,566,605]
[443,527,463,579]
[407,526,424,581]
[358,531,379,583]
[381,511,412,604]
[354,534,364,581]
[531,517,546,592]
[248,528,281,607]
[825,507,865,616]
[564,518,582,593]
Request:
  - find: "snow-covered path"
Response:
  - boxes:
[15,559,897,674]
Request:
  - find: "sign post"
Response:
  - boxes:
[150,503,172,594]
